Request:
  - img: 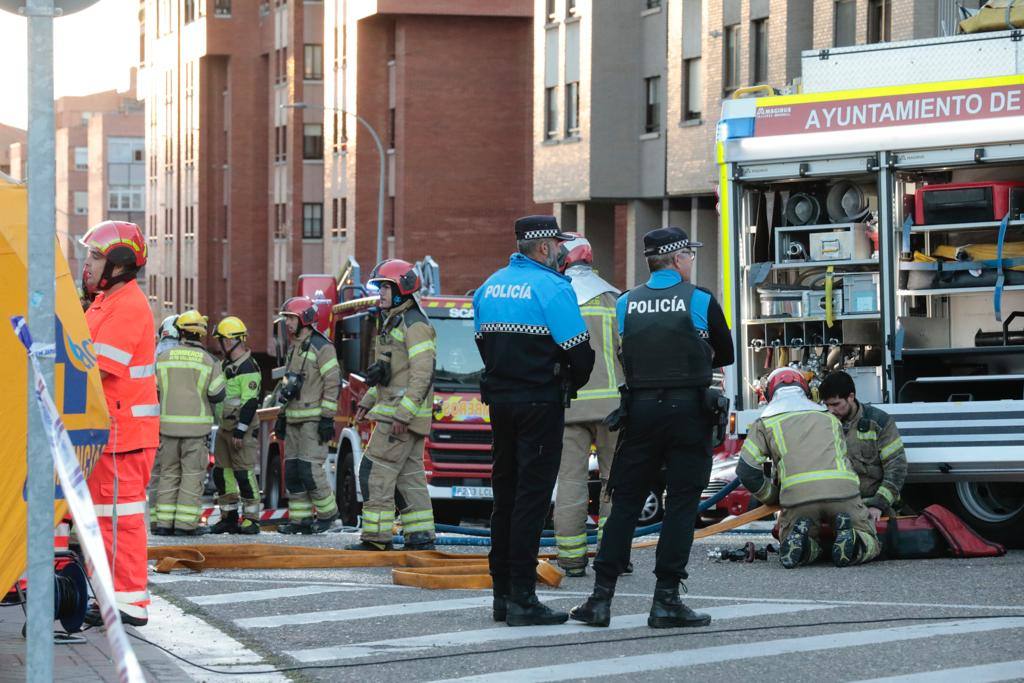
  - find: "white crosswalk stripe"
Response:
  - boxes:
[236,595,497,629]
[428,617,1024,683]
[853,660,1024,683]
[284,600,834,663]
[188,584,364,606]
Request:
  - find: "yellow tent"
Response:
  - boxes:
[0,177,109,593]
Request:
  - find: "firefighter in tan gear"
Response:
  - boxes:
[210,316,263,534]
[154,310,226,536]
[274,296,342,534]
[348,259,438,551]
[820,370,907,522]
[737,368,881,568]
[553,235,623,576]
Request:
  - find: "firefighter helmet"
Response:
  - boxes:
[80,221,147,269]
[559,233,593,272]
[278,296,318,326]
[158,315,179,341]
[175,310,209,337]
[214,316,248,340]
[368,259,421,296]
[765,367,810,402]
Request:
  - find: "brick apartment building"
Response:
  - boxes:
[324,0,548,296]
[533,0,971,293]
[7,81,142,277]
[0,124,25,178]
[139,0,323,355]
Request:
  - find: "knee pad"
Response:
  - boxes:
[299,460,317,492]
[235,470,255,499]
[212,467,226,495]
[284,459,305,494]
[358,456,373,499]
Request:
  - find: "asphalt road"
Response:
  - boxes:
[140,528,1024,682]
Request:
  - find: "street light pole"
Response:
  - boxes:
[283,102,386,264]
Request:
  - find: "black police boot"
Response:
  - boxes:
[492,576,510,622]
[506,581,569,627]
[622,561,634,576]
[278,519,315,535]
[404,532,436,551]
[345,539,394,551]
[780,517,813,569]
[832,512,858,568]
[237,518,260,535]
[569,583,615,627]
[84,603,148,628]
[174,526,210,537]
[210,510,239,534]
[648,582,711,629]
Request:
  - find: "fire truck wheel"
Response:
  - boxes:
[949,482,1024,549]
[336,449,361,526]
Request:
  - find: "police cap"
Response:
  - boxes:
[514,215,575,242]
[643,226,704,257]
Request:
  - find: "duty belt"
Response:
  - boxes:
[630,387,705,401]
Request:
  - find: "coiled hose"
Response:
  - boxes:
[394,477,744,547]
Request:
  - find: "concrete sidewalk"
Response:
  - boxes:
[0,604,191,683]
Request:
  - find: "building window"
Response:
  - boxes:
[303,203,323,239]
[274,281,286,309]
[331,196,348,239]
[566,0,577,17]
[275,125,287,162]
[74,147,88,171]
[723,24,740,93]
[834,0,856,47]
[751,18,768,85]
[73,191,88,216]
[163,276,174,309]
[303,44,323,80]
[645,0,661,9]
[274,203,287,239]
[868,0,891,44]
[545,0,556,22]
[184,278,194,309]
[214,0,231,17]
[108,187,144,212]
[565,81,579,137]
[184,0,195,23]
[683,57,702,121]
[544,87,558,140]
[643,76,660,133]
[303,124,323,159]
[148,274,158,302]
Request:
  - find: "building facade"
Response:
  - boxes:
[0,124,25,178]
[533,0,960,293]
[139,0,323,354]
[323,0,547,297]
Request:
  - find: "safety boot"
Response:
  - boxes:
[210,510,239,534]
[832,512,858,568]
[310,515,337,534]
[345,540,394,551]
[569,583,614,627]
[506,582,569,627]
[622,561,634,576]
[237,518,260,535]
[151,526,173,537]
[404,532,436,551]
[780,517,813,569]
[492,576,510,622]
[174,526,210,537]
[563,566,587,578]
[278,519,315,535]
[648,583,711,629]
[84,603,148,628]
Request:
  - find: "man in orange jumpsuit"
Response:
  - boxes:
[79,221,159,627]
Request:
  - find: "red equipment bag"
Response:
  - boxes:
[918,504,1006,558]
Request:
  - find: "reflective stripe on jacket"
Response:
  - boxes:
[220,351,262,436]
[841,401,908,509]
[156,341,226,437]
[282,327,341,423]
[565,290,623,424]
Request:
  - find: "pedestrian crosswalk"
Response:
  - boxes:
[151,573,1024,682]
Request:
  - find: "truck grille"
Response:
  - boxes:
[701,480,727,498]
[428,448,492,465]
[430,429,492,446]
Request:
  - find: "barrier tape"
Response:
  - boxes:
[12,316,145,683]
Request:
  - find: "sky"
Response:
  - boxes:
[0,0,138,130]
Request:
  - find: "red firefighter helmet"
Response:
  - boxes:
[368,259,421,296]
[277,296,318,326]
[765,367,810,402]
[559,233,593,272]
[80,221,147,269]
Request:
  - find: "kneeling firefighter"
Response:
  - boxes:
[348,259,438,551]
[210,316,263,534]
[274,297,342,534]
[154,310,226,536]
[736,368,881,568]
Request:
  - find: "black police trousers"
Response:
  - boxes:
[488,401,565,585]
[592,391,713,587]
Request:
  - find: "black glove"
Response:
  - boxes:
[364,354,392,387]
[273,415,287,439]
[602,385,630,432]
[318,417,335,444]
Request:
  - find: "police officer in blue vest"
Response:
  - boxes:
[474,215,595,627]
[571,226,734,629]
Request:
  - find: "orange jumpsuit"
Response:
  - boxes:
[84,279,159,622]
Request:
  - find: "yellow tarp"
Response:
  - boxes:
[0,178,109,593]
[961,2,1024,34]
[932,242,1024,271]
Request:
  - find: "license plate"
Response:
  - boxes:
[452,486,492,499]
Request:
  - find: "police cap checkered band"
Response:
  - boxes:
[514,215,573,241]
[642,226,703,256]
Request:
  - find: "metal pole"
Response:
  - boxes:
[351,113,387,265]
[25,0,57,679]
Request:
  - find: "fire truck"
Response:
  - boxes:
[255,259,493,525]
[709,30,1024,545]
